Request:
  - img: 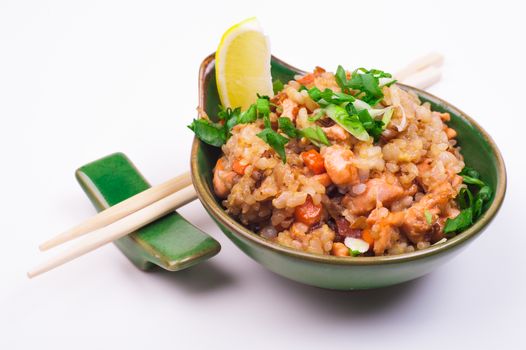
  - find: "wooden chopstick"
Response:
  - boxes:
[399,65,442,90]
[28,184,198,278]
[395,52,444,81]
[39,171,193,251]
[29,53,446,279]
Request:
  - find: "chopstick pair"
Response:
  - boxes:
[28,172,197,278]
[28,52,445,279]
[395,52,444,89]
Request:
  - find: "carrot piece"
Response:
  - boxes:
[294,195,323,226]
[232,159,248,175]
[301,149,325,175]
[297,74,314,85]
[313,66,326,75]
[332,242,350,257]
[361,229,375,246]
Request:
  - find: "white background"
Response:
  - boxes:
[1,1,525,349]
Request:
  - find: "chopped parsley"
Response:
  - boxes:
[335,66,396,105]
[277,117,300,138]
[272,79,284,94]
[357,109,384,142]
[444,208,473,234]
[256,128,289,162]
[189,65,396,159]
[424,210,433,225]
[300,126,330,147]
[187,119,226,147]
[350,249,361,257]
[308,110,324,122]
[324,104,369,141]
[444,167,493,236]
[277,117,330,148]
[307,87,355,106]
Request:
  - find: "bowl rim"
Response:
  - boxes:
[191,53,507,266]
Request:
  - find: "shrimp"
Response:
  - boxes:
[213,157,237,198]
[322,124,348,141]
[401,182,456,244]
[281,98,298,120]
[321,145,359,186]
[371,212,404,255]
[343,176,405,215]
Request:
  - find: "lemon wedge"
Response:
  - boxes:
[215,17,273,110]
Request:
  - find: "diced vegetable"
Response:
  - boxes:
[294,196,323,226]
[300,126,330,147]
[297,73,314,85]
[381,107,393,127]
[308,110,324,122]
[357,109,384,141]
[278,117,300,138]
[256,96,271,117]
[361,229,375,245]
[344,237,369,256]
[273,79,284,94]
[187,119,226,147]
[335,66,396,105]
[301,149,325,174]
[232,159,248,175]
[444,208,473,235]
[424,210,433,225]
[257,128,289,163]
[189,65,397,160]
[444,166,493,236]
[325,104,370,141]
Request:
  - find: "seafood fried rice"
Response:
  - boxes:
[189,66,491,257]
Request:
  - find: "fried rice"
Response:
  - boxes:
[211,67,465,257]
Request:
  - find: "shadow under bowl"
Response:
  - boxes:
[190,53,506,290]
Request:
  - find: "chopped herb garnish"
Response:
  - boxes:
[444,208,473,235]
[278,117,329,147]
[256,96,271,117]
[457,187,474,210]
[357,109,384,142]
[461,175,486,187]
[350,249,361,257]
[473,185,492,217]
[308,110,324,122]
[444,167,493,236]
[218,106,240,121]
[237,104,257,124]
[335,65,396,105]
[307,86,355,106]
[300,126,330,147]
[307,87,322,101]
[257,128,289,163]
[381,107,394,128]
[460,167,480,179]
[325,104,370,141]
[187,119,226,147]
[335,65,349,93]
[424,210,433,225]
[278,117,300,138]
[225,104,257,133]
[273,79,284,94]
[190,65,396,160]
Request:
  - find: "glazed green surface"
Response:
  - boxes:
[192,55,506,290]
[76,152,220,271]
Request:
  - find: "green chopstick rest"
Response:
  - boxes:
[75,152,220,271]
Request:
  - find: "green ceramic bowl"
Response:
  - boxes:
[191,54,506,290]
